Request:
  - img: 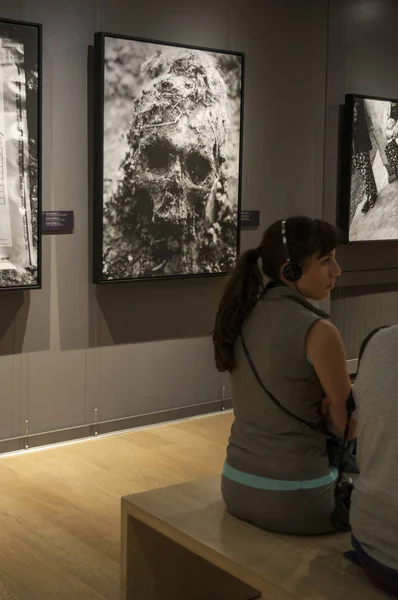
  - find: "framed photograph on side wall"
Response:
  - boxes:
[0,18,41,290]
[340,93,398,243]
[93,32,244,283]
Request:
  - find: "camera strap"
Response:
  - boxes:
[239,333,324,434]
[334,391,355,490]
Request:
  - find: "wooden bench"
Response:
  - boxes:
[121,475,385,600]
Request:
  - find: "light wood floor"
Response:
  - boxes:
[0,411,234,600]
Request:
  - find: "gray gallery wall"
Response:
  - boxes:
[0,0,396,448]
[325,0,398,357]
[0,0,329,447]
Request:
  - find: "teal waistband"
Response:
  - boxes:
[222,461,338,491]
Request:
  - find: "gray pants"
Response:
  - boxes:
[221,474,336,535]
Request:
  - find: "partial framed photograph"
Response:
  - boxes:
[341,93,398,243]
[93,32,244,283]
[0,18,41,290]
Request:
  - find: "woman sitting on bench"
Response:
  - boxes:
[346,325,398,597]
[212,216,356,535]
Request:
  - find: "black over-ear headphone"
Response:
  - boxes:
[281,219,302,282]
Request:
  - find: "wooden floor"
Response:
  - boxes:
[0,411,234,600]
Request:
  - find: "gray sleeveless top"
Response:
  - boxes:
[351,325,398,570]
[226,283,330,482]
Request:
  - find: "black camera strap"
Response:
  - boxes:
[239,333,323,434]
[334,391,355,483]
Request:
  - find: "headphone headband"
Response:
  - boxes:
[281,219,302,282]
[281,220,290,262]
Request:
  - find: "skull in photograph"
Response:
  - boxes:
[103,48,237,279]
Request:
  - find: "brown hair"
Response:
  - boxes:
[212,216,341,372]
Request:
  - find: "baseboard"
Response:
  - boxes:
[0,357,359,455]
[0,398,233,456]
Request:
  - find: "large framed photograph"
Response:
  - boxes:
[0,18,41,290]
[341,93,398,243]
[93,33,244,283]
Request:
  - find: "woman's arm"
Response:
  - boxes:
[306,319,357,440]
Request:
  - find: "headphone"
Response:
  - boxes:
[281,219,303,282]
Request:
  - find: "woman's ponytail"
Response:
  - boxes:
[212,248,264,372]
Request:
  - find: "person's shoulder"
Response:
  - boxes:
[370,324,398,349]
[310,318,337,334]
[383,324,398,335]
[307,318,343,348]
[361,324,398,350]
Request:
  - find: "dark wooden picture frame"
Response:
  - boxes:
[340,93,398,245]
[93,32,244,284]
[0,18,42,291]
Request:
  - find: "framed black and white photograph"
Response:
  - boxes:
[93,32,244,282]
[0,18,41,290]
[341,93,398,243]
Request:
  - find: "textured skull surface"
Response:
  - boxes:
[103,48,237,279]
